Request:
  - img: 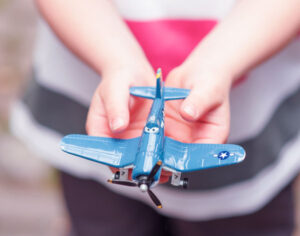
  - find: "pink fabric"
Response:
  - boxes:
[126,19,217,79]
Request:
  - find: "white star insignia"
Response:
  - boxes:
[220,152,228,158]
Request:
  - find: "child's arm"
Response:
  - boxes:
[36,0,154,134]
[166,0,300,143]
[36,0,149,75]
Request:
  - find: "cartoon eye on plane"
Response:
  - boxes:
[60,69,246,208]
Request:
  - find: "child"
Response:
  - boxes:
[11,0,300,235]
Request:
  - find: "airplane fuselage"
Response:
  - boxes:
[132,97,165,185]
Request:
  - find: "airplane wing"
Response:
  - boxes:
[163,137,245,172]
[60,134,140,168]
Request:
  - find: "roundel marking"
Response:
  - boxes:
[218,151,230,160]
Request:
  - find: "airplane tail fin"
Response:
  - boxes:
[155,68,163,99]
[130,68,190,100]
[129,68,163,100]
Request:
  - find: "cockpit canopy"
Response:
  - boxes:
[144,123,160,134]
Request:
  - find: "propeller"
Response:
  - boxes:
[148,189,162,208]
[147,160,162,181]
[107,160,163,208]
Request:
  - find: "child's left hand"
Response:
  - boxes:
[164,60,233,144]
[163,0,300,145]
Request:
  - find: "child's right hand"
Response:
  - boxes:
[86,62,154,137]
[35,0,158,137]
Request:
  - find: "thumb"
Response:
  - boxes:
[180,84,225,121]
[100,80,130,133]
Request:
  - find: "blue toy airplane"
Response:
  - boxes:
[60,69,246,208]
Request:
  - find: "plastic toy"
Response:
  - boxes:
[60,69,246,208]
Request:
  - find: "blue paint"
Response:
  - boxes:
[60,68,246,189]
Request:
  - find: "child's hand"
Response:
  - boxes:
[86,63,152,178]
[86,63,154,135]
[163,0,300,144]
[165,61,233,144]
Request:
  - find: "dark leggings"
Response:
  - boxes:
[60,171,294,236]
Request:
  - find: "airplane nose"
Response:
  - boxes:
[139,184,148,192]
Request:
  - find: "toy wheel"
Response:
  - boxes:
[114,171,120,180]
[182,178,188,189]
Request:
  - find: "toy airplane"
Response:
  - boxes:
[60,69,246,208]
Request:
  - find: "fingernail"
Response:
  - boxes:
[110,118,125,131]
[183,104,196,118]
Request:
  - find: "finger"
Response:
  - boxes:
[86,85,112,136]
[100,80,130,133]
[192,98,230,144]
[165,68,183,88]
[180,83,226,122]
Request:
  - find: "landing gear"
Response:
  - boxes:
[181,177,189,189]
[108,161,163,208]
[113,169,129,181]
[113,171,120,180]
[171,172,189,189]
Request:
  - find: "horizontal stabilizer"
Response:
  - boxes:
[130,87,190,100]
[130,69,163,99]
[164,87,190,100]
[130,86,156,99]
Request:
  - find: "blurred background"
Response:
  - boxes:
[0,0,69,235]
[0,0,299,235]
